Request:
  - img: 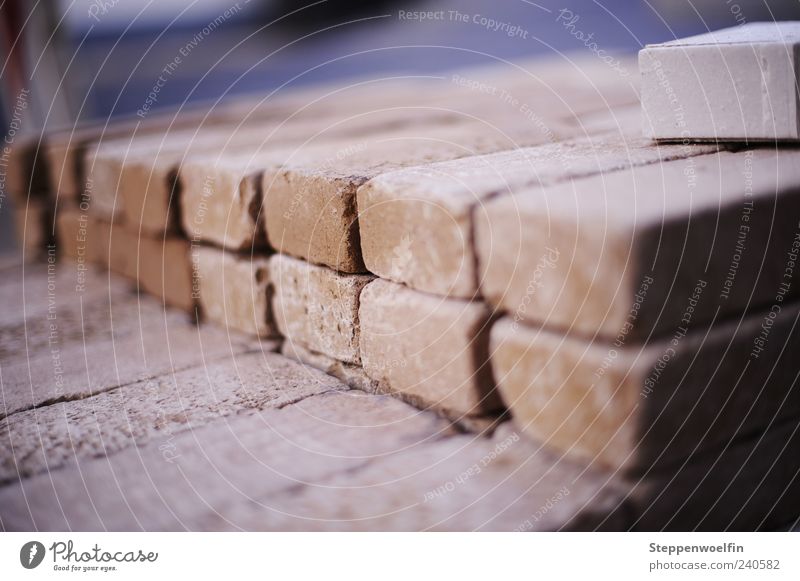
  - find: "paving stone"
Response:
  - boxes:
[359,279,499,417]
[0,286,260,418]
[271,253,372,364]
[640,22,800,141]
[0,351,342,484]
[490,299,800,474]
[0,390,450,531]
[359,136,717,298]
[280,340,379,393]
[55,204,94,265]
[203,423,628,531]
[135,234,194,312]
[477,148,800,339]
[192,246,275,337]
[264,119,582,273]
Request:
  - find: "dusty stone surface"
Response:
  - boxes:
[640,22,800,141]
[477,148,800,339]
[280,340,379,393]
[193,246,275,337]
[491,299,800,474]
[359,279,499,417]
[0,268,262,418]
[0,390,452,531]
[265,119,579,274]
[271,253,373,364]
[359,136,717,298]
[184,423,629,531]
[0,351,345,484]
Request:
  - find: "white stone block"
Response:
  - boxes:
[640,22,800,141]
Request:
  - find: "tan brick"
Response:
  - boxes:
[477,149,800,339]
[359,279,499,417]
[93,219,137,278]
[359,136,717,298]
[491,298,800,473]
[192,245,275,337]
[55,204,94,264]
[265,119,580,273]
[136,234,194,312]
[271,253,372,363]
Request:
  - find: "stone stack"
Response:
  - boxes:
[9,33,800,530]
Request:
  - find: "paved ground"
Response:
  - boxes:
[0,257,627,531]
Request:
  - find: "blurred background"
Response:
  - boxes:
[1,0,799,249]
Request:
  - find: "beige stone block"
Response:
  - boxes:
[477,148,800,339]
[265,119,580,273]
[359,279,499,417]
[270,253,372,363]
[55,204,95,265]
[193,245,275,337]
[359,136,716,297]
[491,298,800,474]
[93,219,137,278]
[137,234,194,312]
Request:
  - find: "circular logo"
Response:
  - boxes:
[20,541,45,569]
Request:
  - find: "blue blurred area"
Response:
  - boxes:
[64,0,800,120]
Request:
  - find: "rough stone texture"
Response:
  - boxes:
[359,279,500,417]
[640,22,800,141]
[265,120,579,274]
[12,199,52,260]
[280,340,379,393]
[193,245,275,337]
[359,136,717,298]
[0,391,453,531]
[0,266,261,418]
[0,352,345,484]
[490,299,800,474]
[271,253,373,364]
[477,148,800,340]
